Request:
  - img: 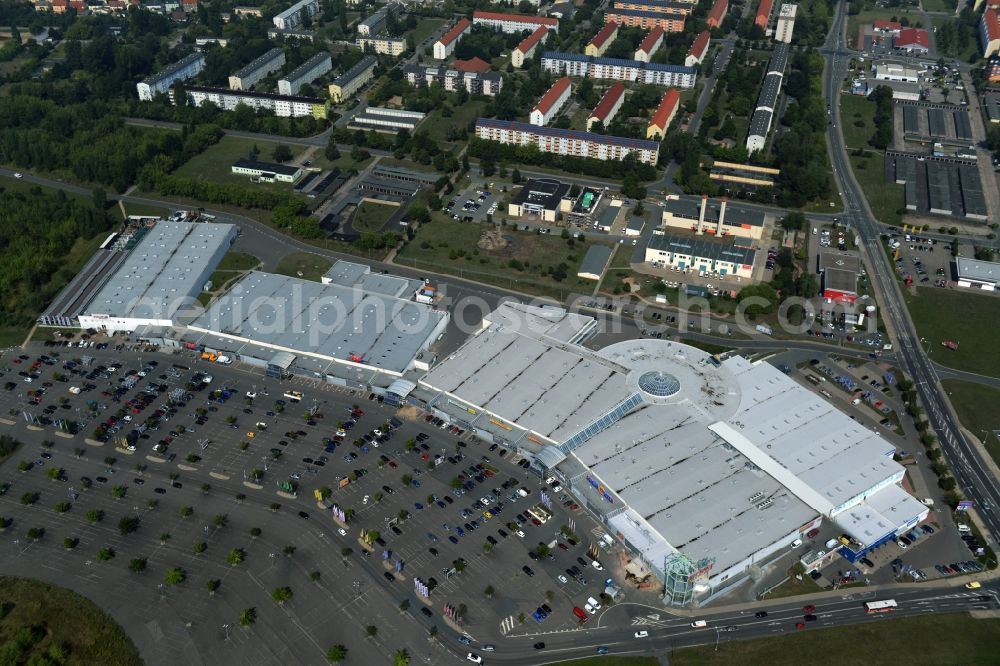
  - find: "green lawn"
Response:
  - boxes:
[941,380,1000,468]
[848,151,903,226]
[216,250,260,272]
[664,614,1000,666]
[409,18,445,49]
[174,136,307,195]
[0,577,142,666]
[396,215,607,299]
[904,287,1000,378]
[274,251,332,282]
[922,0,956,12]
[353,200,398,232]
[840,94,877,150]
[425,100,488,145]
[932,17,979,61]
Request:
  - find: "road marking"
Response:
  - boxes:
[500,615,516,634]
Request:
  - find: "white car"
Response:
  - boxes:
[363,495,370,505]
[584,603,596,615]
[466,654,482,664]
[634,630,648,638]
[338,528,347,537]
[515,530,525,538]
[557,574,568,584]
[246,391,257,399]
[23,377,32,383]
[336,429,346,437]
[13,172,22,178]
[591,560,604,571]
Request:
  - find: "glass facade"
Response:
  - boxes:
[637,371,681,397]
[559,393,643,454]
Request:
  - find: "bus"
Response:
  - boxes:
[283,390,303,403]
[864,600,897,613]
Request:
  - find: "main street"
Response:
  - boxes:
[823,2,1000,539]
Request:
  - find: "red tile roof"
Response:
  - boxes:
[473,11,559,27]
[894,27,929,48]
[451,57,491,73]
[754,0,772,29]
[590,82,625,121]
[873,19,901,31]
[516,26,549,54]
[708,0,728,25]
[535,76,571,115]
[438,18,471,46]
[637,26,664,54]
[688,30,709,59]
[589,21,618,49]
[987,9,1000,42]
[649,88,680,130]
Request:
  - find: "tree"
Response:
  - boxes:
[180,506,193,518]
[283,545,297,558]
[317,486,332,501]
[27,527,44,541]
[212,513,228,528]
[272,144,294,163]
[271,586,293,604]
[341,547,353,559]
[63,537,78,549]
[20,492,38,506]
[96,547,115,561]
[227,548,246,566]
[129,557,147,573]
[239,608,257,626]
[309,570,321,583]
[86,509,103,524]
[393,649,410,666]
[511,167,522,184]
[192,541,207,555]
[46,467,63,481]
[164,567,186,585]
[159,532,170,544]
[118,515,140,535]
[250,527,262,539]
[484,585,494,598]
[326,645,348,663]
[206,579,221,595]
[201,483,211,495]
[54,501,71,513]
[779,211,807,231]
[365,625,378,638]
[325,136,341,161]
[737,283,778,316]
[111,484,126,500]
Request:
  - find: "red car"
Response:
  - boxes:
[558,543,569,551]
[806,528,820,539]
[388,461,398,469]
[795,622,806,630]
[802,605,816,614]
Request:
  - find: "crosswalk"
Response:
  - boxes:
[500,615,516,635]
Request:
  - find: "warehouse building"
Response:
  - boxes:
[434,18,471,59]
[578,245,614,280]
[414,302,929,604]
[329,55,378,103]
[184,86,327,118]
[137,52,205,101]
[645,231,756,277]
[746,43,789,153]
[272,0,318,30]
[475,118,661,165]
[350,106,426,133]
[508,178,571,221]
[277,52,332,95]
[229,47,286,91]
[77,221,237,333]
[660,195,766,240]
[955,256,1000,290]
[542,51,697,88]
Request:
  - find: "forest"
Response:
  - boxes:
[0,186,113,333]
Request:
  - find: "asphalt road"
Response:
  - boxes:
[823,3,1000,542]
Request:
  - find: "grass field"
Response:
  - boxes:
[0,577,142,666]
[425,100,488,145]
[174,136,307,194]
[396,216,606,298]
[840,94,877,150]
[353,200,399,232]
[274,251,332,282]
[923,0,956,13]
[117,201,170,219]
[848,151,903,226]
[932,17,979,61]
[904,286,1000,378]
[941,380,1000,467]
[409,17,445,48]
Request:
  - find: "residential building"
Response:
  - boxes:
[635,26,665,61]
[755,0,773,32]
[513,27,550,68]
[228,47,285,91]
[358,4,398,36]
[873,19,901,33]
[605,8,685,31]
[647,87,680,139]
[472,10,559,34]
[548,1,575,18]
[184,86,328,118]
[774,3,796,43]
[233,6,263,17]
[136,52,205,101]
[531,76,572,126]
[645,230,756,278]
[508,178,571,221]
[578,245,613,280]
[404,63,503,96]
[272,0,318,30]
[894,28,929,53]
[586,21,619,57]
[268,28,317,42]
[475,118,660,165]
[542,51,697,88]
[745,43,789,153]
[277,52,332,95]
[434,18,471,59]
[707,0,728,28]
[613,0,692,15]
[357,36,407,56]
[685,30,709,67]
[451,57,491,74]
[231,159,303,183]
[983,8,1000,58]
[329,55,378,103]
[350,106,426,133]
[587,82,626,131]
[195,37,228,47]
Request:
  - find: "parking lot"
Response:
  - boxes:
[0,341,623,649]
[886,232,952,288]
[445,185,500,224]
